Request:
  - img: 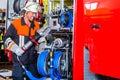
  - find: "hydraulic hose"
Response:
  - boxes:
[17,56,47,80]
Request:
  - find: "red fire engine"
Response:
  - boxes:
[74,0,120,79]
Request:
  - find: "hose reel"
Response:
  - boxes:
[13,0,21,14]
[53,51,65,77]
[13,0,27,14]
[58,10,73,28]
[37,50,50,76]
[37,50,65,78]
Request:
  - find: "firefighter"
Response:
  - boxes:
[4,1,41,80]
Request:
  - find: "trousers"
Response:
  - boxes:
[12,62,39,80]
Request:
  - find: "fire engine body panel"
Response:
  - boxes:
[84,0,120,79]
[73,0,84,80]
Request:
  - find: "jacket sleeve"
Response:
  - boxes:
[3,23,17,47]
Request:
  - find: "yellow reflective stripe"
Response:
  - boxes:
[5,38,12,46]
[7,41,15,50]
[1,44,4,50]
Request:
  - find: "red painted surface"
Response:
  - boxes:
[4,49,12,62]
[84,0,120,79]
[39,0,43,6]
[73,0,84,80]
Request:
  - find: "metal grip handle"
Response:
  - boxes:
[91,24,100,29]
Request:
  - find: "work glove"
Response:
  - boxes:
[5,37,24,56]
[37,26,51,37]
[14,47,24,56]
[38,37,46,43]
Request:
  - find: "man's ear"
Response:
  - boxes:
[25,11,29,16]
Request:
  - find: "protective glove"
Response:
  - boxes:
[37,26,51,37]
[5,37,24,56]
[14,47,24,56]
[38,37,46,43]
[9,43,24,56]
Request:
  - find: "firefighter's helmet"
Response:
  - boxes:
[23,1,40,13]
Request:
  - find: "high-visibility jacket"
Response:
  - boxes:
[4,17,40,64]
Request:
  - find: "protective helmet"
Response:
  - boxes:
[23,1,40,13]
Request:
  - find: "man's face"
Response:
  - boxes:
[26,11,37,21]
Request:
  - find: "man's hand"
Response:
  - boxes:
[32,26,51,44]
[38,37,46,43]
[15,47,24,56]
[37,26,51,37]
[5,37,24,56]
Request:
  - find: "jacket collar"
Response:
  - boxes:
[21,17,26,25]
[21,17,35,29]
